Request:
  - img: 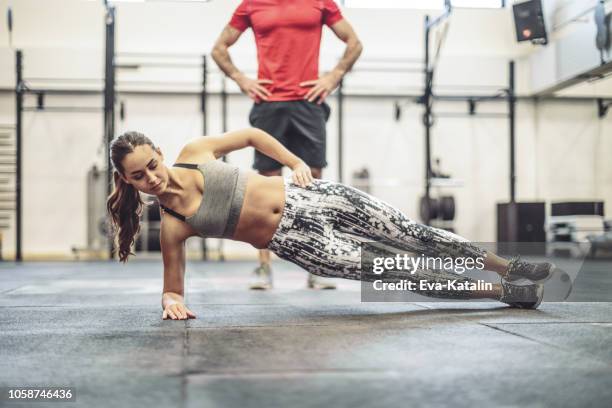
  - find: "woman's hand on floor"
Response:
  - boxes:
[162,302,197,320]
[291,162,314,188]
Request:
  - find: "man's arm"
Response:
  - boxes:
[329,19,364,81]
[211,24,272,101]
[211,24,244,82]
[300,19,363,103]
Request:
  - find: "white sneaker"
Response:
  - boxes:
[249,264,273,290]
[307,273,337,290]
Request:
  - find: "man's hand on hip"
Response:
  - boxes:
[300,71,342,104]
[235,74,273,102]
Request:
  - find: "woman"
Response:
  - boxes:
[107,129,560,320]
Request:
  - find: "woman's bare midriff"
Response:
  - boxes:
[231,174,286,249]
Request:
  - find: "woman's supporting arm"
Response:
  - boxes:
[160,215,197,320]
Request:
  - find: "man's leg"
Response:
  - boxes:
[250,168,283,290]
[288,101,336,290]
[248,101,289,290]
[305,166,337,290]
[309,167,322,179]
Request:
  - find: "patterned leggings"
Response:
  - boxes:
[266,178,488,299]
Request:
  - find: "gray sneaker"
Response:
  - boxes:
[500,279,544,309]
[250,264,273,290]
[503,256,556,284]
[307,273,337,290]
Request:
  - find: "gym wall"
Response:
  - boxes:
[0,0,609,259]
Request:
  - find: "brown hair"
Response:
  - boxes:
[107,131,156,262]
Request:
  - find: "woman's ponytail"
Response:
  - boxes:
[106,171,144,262]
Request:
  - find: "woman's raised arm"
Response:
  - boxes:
[185,128,301,167]
[184,128,259,159]
[183,128,313,186]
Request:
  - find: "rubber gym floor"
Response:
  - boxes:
[1,257,611,408]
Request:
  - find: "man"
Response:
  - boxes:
[212,0,363,290]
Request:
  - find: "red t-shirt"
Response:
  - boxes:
[229,0,343,101]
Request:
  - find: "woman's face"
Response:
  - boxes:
[120,144,168,195]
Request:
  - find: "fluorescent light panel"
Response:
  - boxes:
[98,0,211,3]
[343,0,503,9]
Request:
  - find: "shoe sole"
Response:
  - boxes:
[308,285,337,290]
[532,284,544,309]
[249,284,272,290]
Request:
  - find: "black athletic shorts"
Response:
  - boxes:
[248,100,331,172]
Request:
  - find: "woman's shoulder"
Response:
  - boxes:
[176,136,217,164]
[160,212,198,244]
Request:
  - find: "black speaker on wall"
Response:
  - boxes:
[512,0,548,44]
[497,202,546,254]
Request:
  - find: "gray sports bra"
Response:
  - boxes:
[159,160,248,239]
